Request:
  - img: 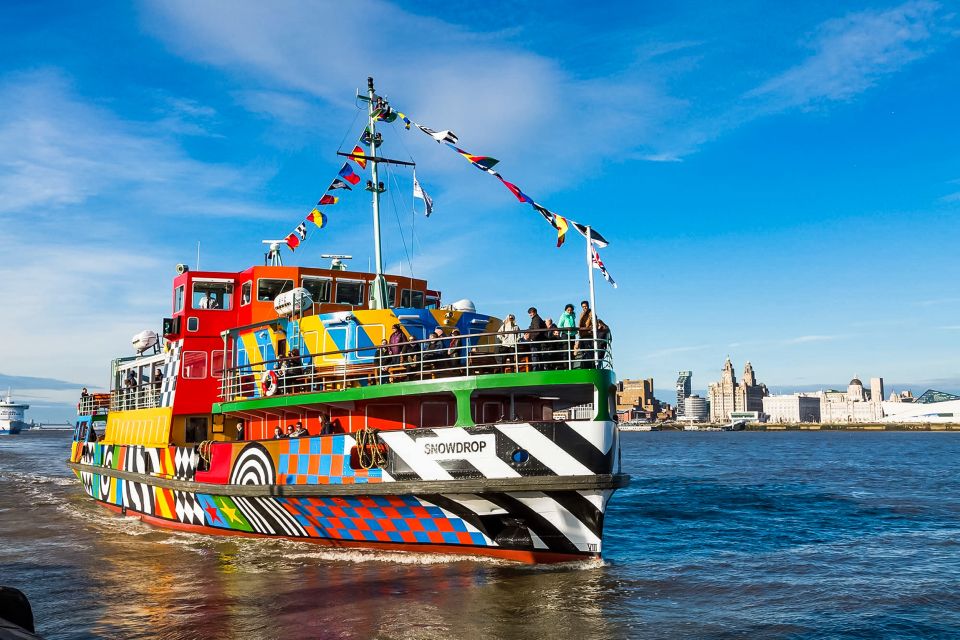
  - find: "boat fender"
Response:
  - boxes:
[260,370,280,396]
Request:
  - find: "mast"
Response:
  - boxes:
[586,226,599,364]
[366,76,389,310]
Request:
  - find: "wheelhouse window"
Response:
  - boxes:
[335,280,364,306]
[425,294,439,309]
[211,350,230,377]
[301,276,332,304]
[182,351,208,379]
[174,285,185,313]
[387,283,398,306]
[192,279,233,310]
[401,289,425,308]
[240,282,252,306]
[258,278,294,302]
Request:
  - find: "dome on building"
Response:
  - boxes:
[849,378,863,386]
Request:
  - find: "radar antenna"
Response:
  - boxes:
[321,254,353,271]
[261,240,285,266]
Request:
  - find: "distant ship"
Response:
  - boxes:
[0,391,29,435]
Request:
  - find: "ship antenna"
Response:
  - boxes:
[365,76,389,310]
[344,77,416,308]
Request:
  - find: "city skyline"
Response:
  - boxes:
[2,1,959,420]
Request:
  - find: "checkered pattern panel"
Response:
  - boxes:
[279,495,489,546]
[159,340,182,407]
[276,436,383,485]
[173,447,198,480]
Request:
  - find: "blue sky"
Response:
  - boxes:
[2,0,959,420]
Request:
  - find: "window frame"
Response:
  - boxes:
[301,275,332,304]
[257,278,294,303]
[181,351,208,380]
[334,279,365,306]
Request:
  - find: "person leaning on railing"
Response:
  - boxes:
[425,328,446,371]
[496,314,519,368]
[403,334,421,372]
[595,319,612,366]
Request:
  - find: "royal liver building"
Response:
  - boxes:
[708,357,769,422]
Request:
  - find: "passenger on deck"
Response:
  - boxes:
[273,426,284,439]
[595,319,612,366]
[292,421,307,437]
[387,324,405,368]
[404,334,422,373]
[81,387,89,398]
[236,420,245,441]
[526,307,547,371]
[544,318,563,370]
[577,300,594,363]
[124,370,137,409]
[425,328,446,370]
[446,328,465,373]
[286,424,298,438]
[320,413,335,435]
[497,314,519,369]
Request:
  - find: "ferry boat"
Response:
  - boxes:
[68,78,628,563]
[0,392,29,435]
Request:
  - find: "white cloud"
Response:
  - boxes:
[140,0,678,190]
[747,1,943,110]
[0,69,285,221]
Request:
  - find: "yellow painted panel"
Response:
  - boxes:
[105,407,173,447]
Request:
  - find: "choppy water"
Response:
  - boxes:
[2,431,960,639]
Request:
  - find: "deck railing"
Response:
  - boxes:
[109,386,162,412]
[78,394,111,416]
[220,328,611,402]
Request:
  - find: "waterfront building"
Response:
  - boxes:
[617,378,660,421]
[681,395,708,423]
[762,394,821,424]
[676,371,692,417]
[707,358,769,422]
[870,377,884,403]
[819,377,883,423]
[880,389,960,423]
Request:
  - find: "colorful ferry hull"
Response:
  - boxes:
[69,420,625,562]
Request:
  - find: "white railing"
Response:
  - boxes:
[110,386,162,411]
[220,328,612,401]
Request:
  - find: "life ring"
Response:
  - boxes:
[260,370,279,396]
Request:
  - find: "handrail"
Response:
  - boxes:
[109,386,163,412]
[219,327,612,402]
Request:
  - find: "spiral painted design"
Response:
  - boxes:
[229,443,276,486]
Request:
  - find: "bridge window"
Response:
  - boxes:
[425,294,439,309]
[301,276,332,303]
[240,281,252,306]
[401,289,425,308]
[192,280,233,310]
[174,285,185,313]
[182,351,208,379]
[258,278,294,302]
[335,280,364,306]
[387,283,397,306]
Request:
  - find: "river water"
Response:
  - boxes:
[2,430,959,639]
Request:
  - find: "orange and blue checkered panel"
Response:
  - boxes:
[276,435,383,485]
[279,495,489,546]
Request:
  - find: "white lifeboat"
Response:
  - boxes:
[274,287,314,316]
